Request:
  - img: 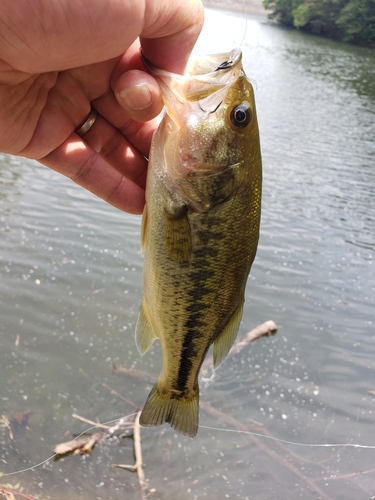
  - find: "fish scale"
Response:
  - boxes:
[135,49,262,437]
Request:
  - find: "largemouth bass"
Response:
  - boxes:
[136,49,262,437]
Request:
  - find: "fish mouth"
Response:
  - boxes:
[140,48,241,78]
[188,48,242,76]
[141,48,243,105]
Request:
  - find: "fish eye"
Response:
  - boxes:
[230,102,252,128]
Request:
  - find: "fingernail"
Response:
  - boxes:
[118,84,152,111]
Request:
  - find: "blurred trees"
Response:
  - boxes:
[263,0,375,45]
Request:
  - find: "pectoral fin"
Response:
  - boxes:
[135,300,157,355]
[213,299,244,367]
[164,204,191,263]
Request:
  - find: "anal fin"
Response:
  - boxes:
[135,300,157,355]
[213,299,244,367]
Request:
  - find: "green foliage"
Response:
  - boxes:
[264,0,303,25]
[293,0,345,37]
[263,0,375,45]
[336,0,375,43]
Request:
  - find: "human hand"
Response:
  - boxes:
[0,0,204,214]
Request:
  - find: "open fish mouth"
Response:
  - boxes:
[141,48,244,104]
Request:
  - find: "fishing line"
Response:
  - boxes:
[0,412,138,477]
[3,413,374,478]
[237,0,258,90]
[199,424,375,449]
[238,0,248,50]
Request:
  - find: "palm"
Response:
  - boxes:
[3,60,114,156]
[1,50,157,214]
[0,0,203,213]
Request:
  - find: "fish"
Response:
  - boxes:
[135,48,262,437]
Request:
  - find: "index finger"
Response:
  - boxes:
[0,0,203,74]
[140,0,204,74]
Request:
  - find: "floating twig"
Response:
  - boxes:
[53,431,106,456]
[71,414,112,430]
[54,413,135,457]
[112,411,147,500]
[0,486,15,500]
[0,485,34,500]
[0,416,13,441]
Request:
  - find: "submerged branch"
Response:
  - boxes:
[52,321,275,495]
[112,365,155,383]
[200,401,334,500]
[315,467,375,482]
[110,321,333,499]
[101,383,138,408]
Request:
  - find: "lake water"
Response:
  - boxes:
[1,7,375,500]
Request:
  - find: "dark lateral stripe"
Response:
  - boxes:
[176,311,204,393]
[176,273,213,392]
[176,348,194,394]
[175,222,221,393]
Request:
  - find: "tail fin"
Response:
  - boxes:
[140,383,199,437]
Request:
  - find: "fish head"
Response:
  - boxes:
[144,49,261,210]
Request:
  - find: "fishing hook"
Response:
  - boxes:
[198,101,222,114]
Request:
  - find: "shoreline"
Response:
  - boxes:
[202,0,270,16]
